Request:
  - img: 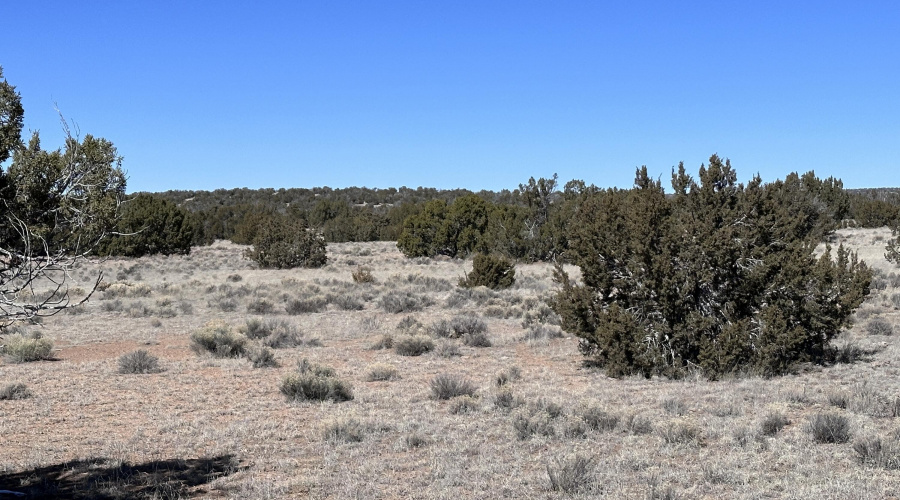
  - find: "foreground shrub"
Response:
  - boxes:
[280,359,353,402]
[459,253,515,290]
[285,297,328,315]
[854,436,900,469]
[547,455,595,494]
[245,215,327,269]
[118,350,162,374]
[1,331,53,363]
[0,383,32,400]
[394,335,434,356]
[553,160,871,378]
[190,321,247,358]
[808,413,851,443]
[430,373,477,400]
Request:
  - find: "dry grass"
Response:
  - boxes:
[1,233,900,498]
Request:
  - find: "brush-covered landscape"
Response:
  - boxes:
[3,6,900,497]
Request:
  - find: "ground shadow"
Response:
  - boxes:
[0,455,239,499]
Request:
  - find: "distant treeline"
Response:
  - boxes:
[99,174,900,258]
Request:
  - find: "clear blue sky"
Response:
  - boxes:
[2,1,898,193]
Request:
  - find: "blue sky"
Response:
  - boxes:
[2,1,898,193]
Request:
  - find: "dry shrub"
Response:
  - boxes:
[449,395,480,415]
[430,373,476,400]
[808,413,851,444]
[854,436,900,469]
[578,405,619,432]
[369,334,394,350]
[2,331,53,363]
[660,420,702,445]
[280,359,353,402]
[246,345,278,368]
[394,335,434,356]
[462,331,492,348]
[366,363,400,382]
[118,350,163,374]
[0,383,32,400]
[380,291,432,314]
[546,454,595,493]
[351,266,375,283]
[493,388,525,412]
[760,412,790,436]
[321,417,365,443]
[285,297,327,315]
[190,321,247,358]
[246,299,274,314]
[512,409,555,440]
[866,318,894,336]
[433,339,460,358]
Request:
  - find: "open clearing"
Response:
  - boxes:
[2,228,900,498]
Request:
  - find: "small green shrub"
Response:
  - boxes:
[430,373,477,400]
[808,413,851,443]
[546,455,595,494]
[189,321,247,358]
[459,253,516,290]
[0,383,32,400]
[394,335,434,356]
[118,349,162,374]
[280,360,353,402]
[2,331,53,363]
[245,216,327,269]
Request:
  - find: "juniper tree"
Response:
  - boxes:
[552,156,871,378]
[0,67,126,326]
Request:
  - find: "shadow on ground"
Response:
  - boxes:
[0,455,239,499]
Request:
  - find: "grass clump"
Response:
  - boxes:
[660,420,702,445]
[448,395,480,414]
[394,335,434,356]
[430,373,477,400]
[366,363,400,381]
[118,349,163,374]
[1,330,53,363]
[321,417,365,443]
[760,412,790,436]
[866,318,894,336]
[190,321,247,358]
[246,345,278,368]
[546,455,595,494]
[280,359,353,402]
[853,436,900,469]
[808,413,851,443]
[433,339,461,358]
[0,383,32,400]
[493,388,526,412]
[578,405,619,432]
[512,409,556,440]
